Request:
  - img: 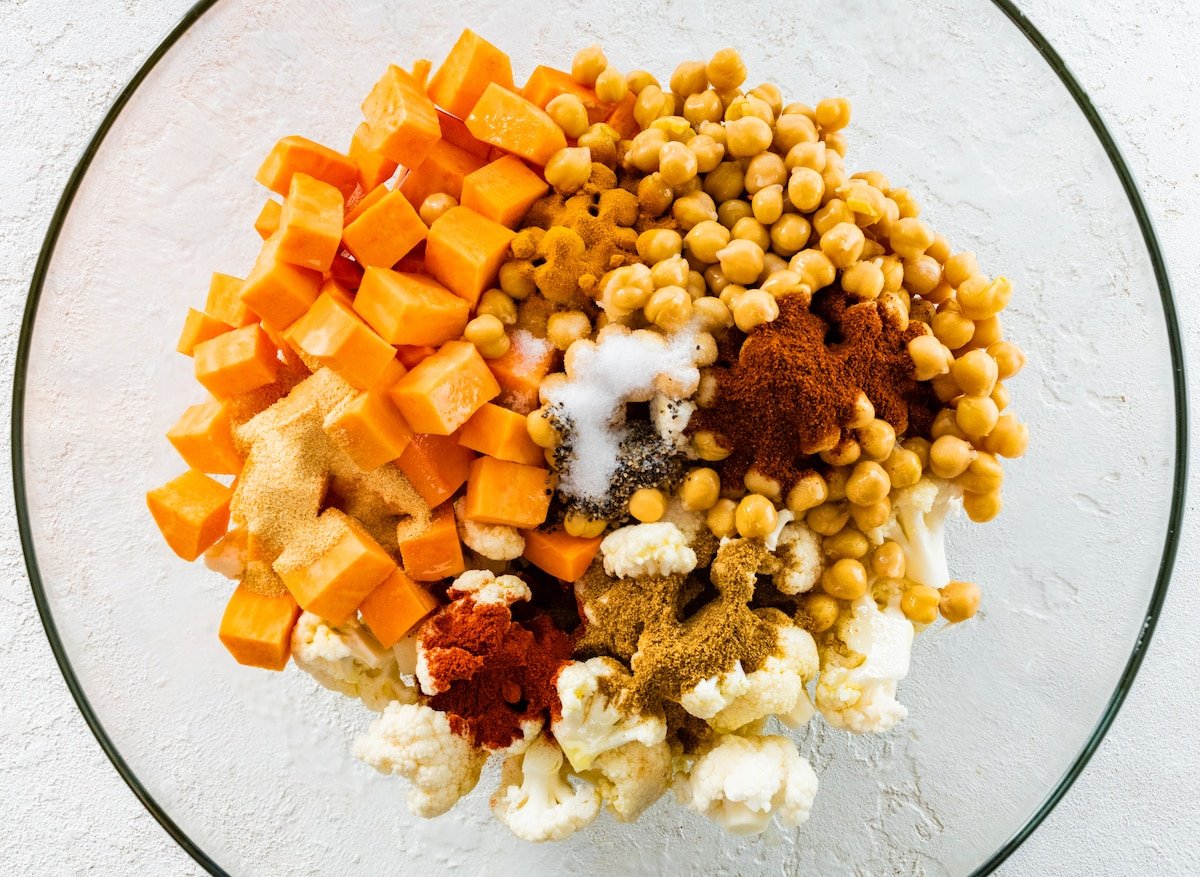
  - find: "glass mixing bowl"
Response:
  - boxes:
[15,0,1184,873]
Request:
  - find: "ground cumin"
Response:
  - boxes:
[691,291,936,490]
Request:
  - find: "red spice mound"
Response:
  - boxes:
[691,292,936,489]
[422,597,573,750]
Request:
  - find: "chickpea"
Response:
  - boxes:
[760,269,807,299]
[870,541,907,579]
[824,527,870,560]
[858,418,897,461]
[636,172,674,216]
[713,200,749,231]
[956,274,1000,320]
[586,65,627,104]
[903,255,942,296]
[889,217,935,261]
[940,581,981,623]
[706,497,739,538]
[929,435,976,479]
[881,447,922,490]
[841,259,885,301]
[931,372,961,404]
[846,460,891,506]
[526,405,559,448]
[731,217,771,251]
[626,69,659,95]
[824,466,849,501]
[693,430,731,461]
[786,472,828,514]
[951,348,1000,396]
[716,239,766,285]
[546,93,589,138]
[956,394,1000,438]
[820,435,861,467]
[988,340,1026,380]
[683,90,722,126]
[564,511,607,539]
[477,289,517,325]
[644,286,693,332]
[706,48,748,91]
[901,584,941,624]
[498,260,536,301]
[687,133,725,173]
[735,493,779,539]
[649,256,689,291]
[985,414,1029,459]
[908,334,953,380]
[843,392,873,429]
[745,152,788,195]
[731,288,779,331]
[749,184,784,226]
[821,154,848,192]
[545,146,593,194]
[785,141,827,173]
[773,113,819,153]
[889,187,920,218]
[724,116,774,157]
[419,192,457,226]
[635,229,681,266]
[666,60,706,98]
[769,214,811,258]
[929,407,965,441]
[463,314,510,358]
[791,249,836,291]
[817,222,863,269]
[544,310,590,352]
[678,221,725,266]
[672,190,718,232]
[899,437,929,471]
[821,558,868,600]
[677,467,720,512]
[969,314,1004,351]
[813,198,852,236]
[656,141,697,187]
[963,489,1003,523]
[629,487,667,523]
[800,592,841,633]
[814,96,852,131]
[944,250,979,288]
[823,130,848,156]
[571,44,607,86]
[807,501,849,536]
[841,182,887,224]
[725,94,774,125]
[933,305,976,350]
[850,497,890,530]
[990,381,1010,412]
[704,160,746,204]
[611,284,650,311]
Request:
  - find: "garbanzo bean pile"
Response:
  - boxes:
[149,32,1028,843]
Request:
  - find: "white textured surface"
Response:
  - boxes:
[0,2,1195,875]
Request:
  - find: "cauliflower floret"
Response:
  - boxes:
[490,733,601,842]
[353,702,486,817]
[600,522,698,579]
[552,657,667,771]
[681,625,819,733]
[771,520,823,595]
[658,497,705,545]
[585,739,673,822]
[867,476,962,589]
[674,732,818,835]
[650,392,695,455]
[816,595,915,734]
[455,499,525,561]
[291,612,415,711]
[446,569,531,606]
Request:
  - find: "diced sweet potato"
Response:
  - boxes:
[462,456,552,528]
[146,469,232,561]
[428,29,516,120]
[521,65,613,124]
[283,292,396,390]
[411,58,433,88]
[398,138,487,208]
[255,135,359,200]
[330,251,365,290]
[353,267,470,346]
[349,121,400,191]
[465,83,567,166]
[437,109,491,159]
[194,324,280,398]
[344,183,388,226]
[276,173,344,272]
[319,277,356,311]
[177,309,232,357]
[341,189,428,269]
[324,391,414,472]
[460,155,549,228]
[206,272,256,328]
[370,356,408,391]
[361,65,442,166]
[605,92,639,139]
[487,330,557,414]
[274,508,396,624]
[359,569,438,647]
[218,575,301,671]
[522,528,602,581]
[167,399,243,475]
[424,206,516,307]
[240,232,322,328]
[395,432,475,507]
[254,199,282,240]
[396,344,437,369]
[389,340,500,434]
[457,402,543,465]
[398,503,464,581]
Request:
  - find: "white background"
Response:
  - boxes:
[0,1,1195,874]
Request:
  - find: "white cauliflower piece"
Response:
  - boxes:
[490,733,601,842]
[552,657,667,771]
[650,393,695,455]
[447,569,531,605]
[681,625,819,733]
[353,702,485,817]
[674,733,818,835]
[585,739,673,822]
[763,509,793,551]
[600,522,698,579]
[867,476,962,589]
[455,499,525,561]
[658,497,705,546]
[203,532,245,579]
[291,612,415,711]
[816,595,915,734]
[771,520,823,595]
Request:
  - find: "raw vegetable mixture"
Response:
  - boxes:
[147,31,1029,843]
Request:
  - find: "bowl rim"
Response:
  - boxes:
[12,1,1187,873]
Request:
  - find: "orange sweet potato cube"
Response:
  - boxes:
[487,330,557,414]
[324,391,414,472]
[274,509,397,624]
[399,138,487,209]
[398,503,465,582]
[206,272,256,328]
[458,402,543,465]
[344,183,388,226]
[341,189,428,269]
[177,309,232,357]
[349,120,400,191]
[605,93,639,139]
[462,456,552,529]
[359,569,439,647]
[522,528,602,581]
[166,399,243,475]
[361,65,442,166]
[283,292,396,390]
[389,340,500,435]
[146,469,232,561]
[194,324,280,398]
[255,135,359,200]
[521,65,613,124]
[437,109,491,159]
[254,199,282,239]
[277,172,344,272]
[396,432,475,507]
[428,29,515,120]
[353,267,470,346]
[424,206,516,307]
[218,574,301,671]
[466,83,567,167]
[460,155,549,228]
[240,232,322,328]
